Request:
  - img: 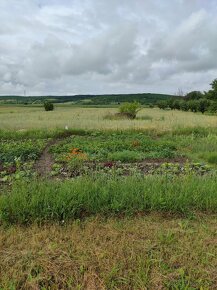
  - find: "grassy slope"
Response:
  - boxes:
[0,92,175,105]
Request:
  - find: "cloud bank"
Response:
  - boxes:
[1,0,217,95]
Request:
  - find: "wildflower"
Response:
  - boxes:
[104,162,114,168]
[132,140,141,147]
[65,148,88,161]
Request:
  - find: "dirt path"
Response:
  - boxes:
[34,139,61,177]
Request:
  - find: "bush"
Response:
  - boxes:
[197,99,210,114]
[119,102,141,119]
[157,101,168,110]
[209,102,217,113]
[188,100,198,112]
[44,101,54,111]
[179,101,189,111]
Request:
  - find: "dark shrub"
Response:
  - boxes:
[44,101,54,111]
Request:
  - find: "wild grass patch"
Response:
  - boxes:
[1,174,217,224]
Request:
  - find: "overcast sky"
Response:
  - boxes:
[1,0,217,95]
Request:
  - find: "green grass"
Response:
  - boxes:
[0,106,217,131]
[203,153,217,164]
[1,106,217,289]
[1,174,217,224]
[108,150,142,162]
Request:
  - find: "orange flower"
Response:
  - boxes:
[65,148,88,161]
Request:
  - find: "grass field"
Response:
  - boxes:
[0,105,217,131]
[1,215,216,289]
[0,105,217,289]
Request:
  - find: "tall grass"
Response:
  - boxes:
[1,174,217,224]
[0,106,217,131]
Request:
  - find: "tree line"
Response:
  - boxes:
[157,79,217,114]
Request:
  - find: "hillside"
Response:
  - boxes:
[0,93,175,106]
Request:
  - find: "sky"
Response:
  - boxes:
[0,0,217,96]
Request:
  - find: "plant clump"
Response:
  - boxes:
[44,101,54,111]
[118,102,142,119]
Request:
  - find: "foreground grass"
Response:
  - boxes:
[1,174,217,224]
[0,215,216,289]
[0,106,217,131]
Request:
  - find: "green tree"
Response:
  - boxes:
[209,102,217,113]
[211,79,217,91]
[188,100,198,112]
[197,99,210,114]
[180,101,189,111]
[185,91,203,100]
[204,79,217,101]
[157,101,168,110]
[173,100,181,110]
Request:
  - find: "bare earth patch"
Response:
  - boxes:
[34,139,57,177]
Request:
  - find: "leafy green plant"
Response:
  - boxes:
[119,102,142,119]
[0,139,46,162]
[50,132,177,163]
[108,150,142,162]
[44,101,54,111]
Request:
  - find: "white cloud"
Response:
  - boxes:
[0,0,217,95]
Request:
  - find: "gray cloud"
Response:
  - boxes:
[0,0,217,95]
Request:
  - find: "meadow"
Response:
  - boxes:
[0,104,217,289]
[0,105,217,131]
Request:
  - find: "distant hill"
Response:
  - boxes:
[0,93,176,106]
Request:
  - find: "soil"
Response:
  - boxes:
[34,139,62,177]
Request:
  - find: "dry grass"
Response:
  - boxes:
[0,105,217,131]
[0,214,217,289]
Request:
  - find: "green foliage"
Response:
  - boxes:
[197,99,210,114]
[211,78,217,92]
[119,102,141,119]
[1,174,217,224]
[108,150,142,162]
[157,101,168,110]
[185,91,203,100]
[0,93,175,105]
[44,101,54,111]
[179,101,189,111]
[50,132,177,162]
[0,139,46,163]
[188,100,198,112]
[203,153,217,164]
[209,101,217,113]
[204,79,217,101]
